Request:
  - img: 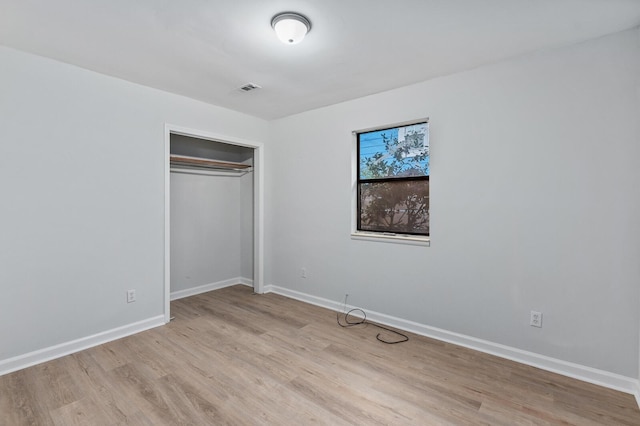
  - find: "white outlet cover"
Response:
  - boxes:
[530,311,542,327]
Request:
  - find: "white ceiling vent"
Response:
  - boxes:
[238,83,262,92]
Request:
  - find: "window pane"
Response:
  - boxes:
[359,122,429,180]
[359,179,429,235]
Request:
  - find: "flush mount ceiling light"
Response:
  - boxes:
[271,12,311,45]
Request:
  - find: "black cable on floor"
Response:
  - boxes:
[336,305,409,345]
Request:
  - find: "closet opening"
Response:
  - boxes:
[163,125,264,323]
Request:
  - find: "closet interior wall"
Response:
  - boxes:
[170,134,254,297]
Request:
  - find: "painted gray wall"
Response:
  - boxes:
[1,28,638,382]
[0,46,267,361]
[267,29,640,376]
[169,134,254,293]
[170,172,242,292]
[241,173,254,280]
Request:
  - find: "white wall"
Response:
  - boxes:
[637,29,640,392]
[1,26,638,385]
[267,29,640,377]
[241,172,254,280]
[169,134,254,293]
[0,46,267,363]
[170,173,242,292]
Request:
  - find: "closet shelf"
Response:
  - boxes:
[170,154,251,172]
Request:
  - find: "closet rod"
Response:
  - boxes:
[170,167,251,177]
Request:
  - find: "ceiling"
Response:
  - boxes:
[1,0,640,120]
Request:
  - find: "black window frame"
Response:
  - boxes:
[356,121,429,237]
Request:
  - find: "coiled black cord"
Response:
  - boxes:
[336,298,409,344]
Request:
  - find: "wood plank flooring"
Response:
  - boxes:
[1,285,639,425]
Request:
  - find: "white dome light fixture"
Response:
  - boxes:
[271,12,311,45]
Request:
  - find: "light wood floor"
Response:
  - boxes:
[1,285,639,425]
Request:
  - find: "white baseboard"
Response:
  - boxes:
[4,282,637,409]
[170,277,252,301]
[264,284,640,399]
[238,277,254,287]
[0,315,165,377]
[1,278,255,377]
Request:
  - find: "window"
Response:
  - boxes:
[356,120,429,237]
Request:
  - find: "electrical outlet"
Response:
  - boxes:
[530,310,542,328]
[127,289,136,303]
[301,267,307,278]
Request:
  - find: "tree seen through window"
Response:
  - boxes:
[357,122,429,236]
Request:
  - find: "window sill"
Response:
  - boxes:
[350,232,430,246]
